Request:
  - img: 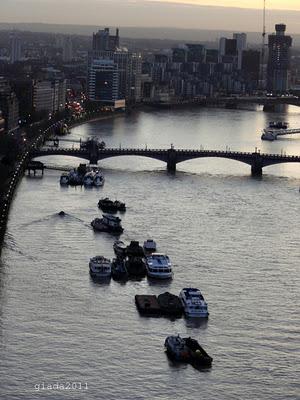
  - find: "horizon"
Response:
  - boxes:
[1,1,300,34]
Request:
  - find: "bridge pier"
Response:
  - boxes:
[167,148,177,172]
[251,162,263,176]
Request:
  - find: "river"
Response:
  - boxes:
[0,107,299,399]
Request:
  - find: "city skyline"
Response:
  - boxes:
[1,1,300,34]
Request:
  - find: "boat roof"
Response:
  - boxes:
[103,214,121,222]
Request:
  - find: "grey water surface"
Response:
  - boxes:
[0,107,299,399]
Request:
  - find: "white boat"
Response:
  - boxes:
[89,256,112,277]
[83,171,94,186]
[179,288,209,317]
[60,173,69,185]
[143,239,157,252]
[113,240,127,258]
[146,253,173,279]
[93,171,105,187]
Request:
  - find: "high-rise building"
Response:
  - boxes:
[88,28,142,106]
[10,32,22,64]
[92,28,119,52]
[62,36,73,62]
[186,44,205,63]
[233,33,247,69]
[87,59,119,103]
[33,79,67,114]
[267,24,292,93]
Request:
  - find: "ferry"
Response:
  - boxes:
[89,256,112,278]
[261,130,277,141]
[98,198,126,212]
[91,214,124,234]
[113,240,127,258]
[145,253,173,279]
[179,288,209,317]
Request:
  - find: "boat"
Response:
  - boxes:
[143,239,157,253]
[157,292,183,316]
[68,169,81,185]
[125,256,147,277]
[135,295,161,315]
[93,171,105,187]
[126,241,144,257]
[179,288,209,318]
[91,214,124,234]
[83,171,94,186]
[58,211,66,217]
[111,258,128,280]
[261,130,277,141]
[89,256,112,278]
[113,240,127,258]
[164,335,213,367]
[269,121,288,129]
[60,173,69,185]
[145,253,173,279]
[98,198,126,212]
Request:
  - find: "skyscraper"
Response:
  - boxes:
[267,24,292,93]
[10,32,22,64]
[92,28,119,52]
[233,33,247,70]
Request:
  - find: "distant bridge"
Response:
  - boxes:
[205,96,300,109]
[29,140,300,176]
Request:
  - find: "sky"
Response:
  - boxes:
[1,0,300,33]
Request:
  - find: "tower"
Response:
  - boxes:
[267,24,292,93]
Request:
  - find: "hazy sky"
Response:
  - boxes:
[1,0,300,33]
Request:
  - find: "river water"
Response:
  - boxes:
[0,107,299,400]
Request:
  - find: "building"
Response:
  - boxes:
[33,79,67,114]
[62,36,73,62]
[233,33,247,69]
[87,59,119,103]
[10,32,22,64]
[0,77,19,133]
[267,24,292,93]
[88,28,141,105]
[92,28,119,52]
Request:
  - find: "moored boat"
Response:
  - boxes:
[269,121,288,129]
[83,171,94,186]
[60,173,69,185]
[91,214,124,234]
[146,253,173,279]
[113,240,127,258]
[179,288,209,318]
[98,198,126,212]
[164,335,213,367]
[125,256,147,277]
[143,239,157,253]
[157,292,183,316]
[93,171,105,187]
[126,241,144,257]
[89,256,112,278]
[111,258,128,280]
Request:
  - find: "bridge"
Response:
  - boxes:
[29,140,300,176]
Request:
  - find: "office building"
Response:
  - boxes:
[233,33,247,69]
[267,24,292,93]
[92,28,119,52]
[10,32,22,64]
[87,59,119,103]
